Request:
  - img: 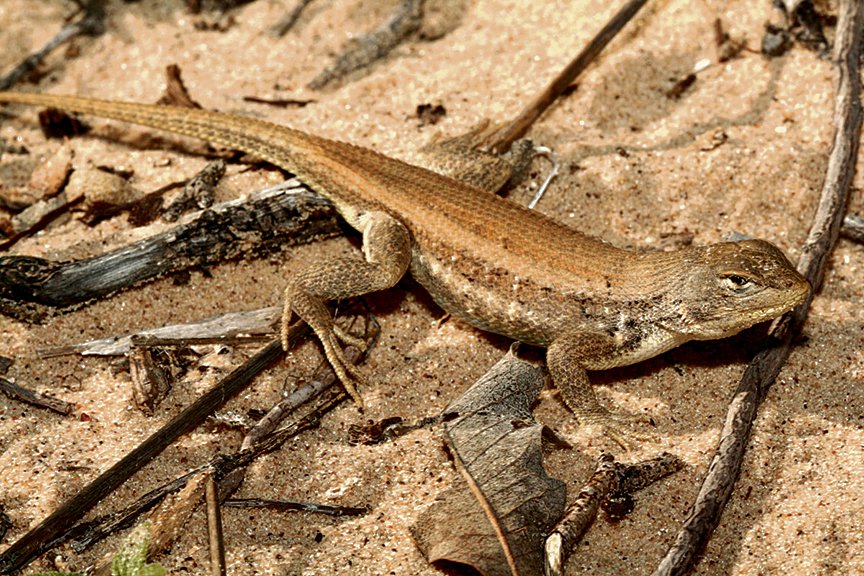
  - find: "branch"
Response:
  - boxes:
[652,1,863,574]
[0,182,339,322]
[486,0,650,153]
[0,3,105,91]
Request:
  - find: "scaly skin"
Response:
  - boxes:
[0,91,811,444]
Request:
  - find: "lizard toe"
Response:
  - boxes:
[333,325,369,350]
[579,409,657,451]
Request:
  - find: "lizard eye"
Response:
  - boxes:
[722,274,754,293]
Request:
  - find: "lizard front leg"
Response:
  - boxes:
[281,210,412,406]
[547,331,652,448]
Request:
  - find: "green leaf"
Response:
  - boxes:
[110,523,165,576]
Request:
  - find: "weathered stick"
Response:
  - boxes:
[205,474,227,576]
[487,0,650,153]
[652,1,862,574]
[544,452,684,576]
[222,499,367,517]
[39,306,282,358]
[0,376,73,415]
[0,182,339,322]
[0,3,105,91]
[65,388,336,554]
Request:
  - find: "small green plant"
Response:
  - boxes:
[32,523,165,576]
[111,524,165,576]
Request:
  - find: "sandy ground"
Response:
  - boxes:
[0,0,862,575]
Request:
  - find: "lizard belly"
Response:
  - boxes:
[409,244,587,347]
[408,242,685,368]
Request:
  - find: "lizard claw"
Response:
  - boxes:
[578,409,656,451]
[319,329,367,408]
[333,325,369,351]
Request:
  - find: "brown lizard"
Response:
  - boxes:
[0,91,810,444]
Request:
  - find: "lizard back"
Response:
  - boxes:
[0,92,676,300]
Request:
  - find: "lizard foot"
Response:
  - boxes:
[333,324,369,351]
[576,409,656,451]
[318,328,368,407]
[281,297,368,407]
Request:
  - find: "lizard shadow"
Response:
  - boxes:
[588,322,810,433]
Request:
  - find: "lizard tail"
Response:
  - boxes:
[0,90,333,175]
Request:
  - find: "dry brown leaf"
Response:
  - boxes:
[412,345,566,576]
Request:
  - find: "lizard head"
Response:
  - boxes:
[674,239,810,339]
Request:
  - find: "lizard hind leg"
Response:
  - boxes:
[281,211,412,407]
[414,120,536,193]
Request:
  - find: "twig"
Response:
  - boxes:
[115,388,343,563]
[157,64,203,110]
[241,345,362,450]
[486,0,650,153]
[0,376,74,415]
[67,471,200,552]
[65,323,363,561]
[0,3,105,91]
[0,330,298,575]
[205,474,227,576]
[307,0,423,90]
[92,474,206,576]
[0,193,85,252]
[66,388,336,554]
[39,306,282,358]
[544,452,683,576]
[222,499,367,517]
[216,346,360,498]
[0,507,11,543]
[0,182,339,322]
[652,1,863,574]
[545,454,618,576]
[271,0,314,37]
[219,314,377,499]
[162,159,225,222]
[841,213,864,243]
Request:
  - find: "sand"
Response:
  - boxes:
[0,1,861,575]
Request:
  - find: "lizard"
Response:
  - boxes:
[0,90,810,444]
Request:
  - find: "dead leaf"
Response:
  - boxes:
[412,345,566,576]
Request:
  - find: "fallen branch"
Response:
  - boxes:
[64,387,337,554]
[64,318,372,565]
[0,376,74,415]
[205,474,226,576]
[39,306,281,358]
[544,452,684,576]
[222,499,367,517]
[0,182,339,322]
[652,1,862,573]
[486,0,650,153]
[0,3,105,91]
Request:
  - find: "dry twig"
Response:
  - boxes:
[545,452,683,575]
[0,376,73,415]
[652,1,862,573]
[205,474,227,576]
[486,0,650,153]
[0,3,105,91]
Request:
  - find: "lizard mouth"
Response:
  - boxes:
[680,288,809,341]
